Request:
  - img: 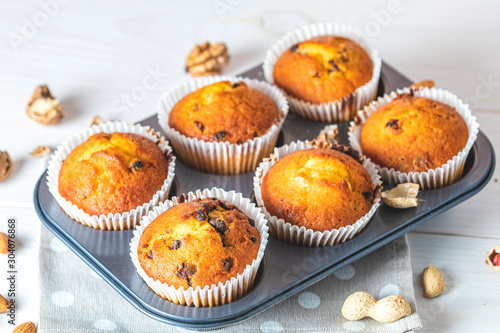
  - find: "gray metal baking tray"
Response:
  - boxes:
[34,62,495,330]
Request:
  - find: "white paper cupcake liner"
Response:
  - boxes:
[157,75,289,175]
[46,122,176,231]
[263,22,382,122]
[254,140,382,247]
[130,187,269,307]
[348,87,480,190]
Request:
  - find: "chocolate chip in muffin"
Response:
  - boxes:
[130,159,144,172]
[195,209,207,221]
[209,217,227,235]
[290,44,299,53]
[222,258,234,271]
[172,240,181,250]
[194,120,205,132]
[328,59,340,72]
[217,200,230,211]
[339,47,349,62]
[232,82,241,89]
[176,263,197,287]
[253,131,258,138]
[313,72,320,78]
[362,191,372,201]
[142,244,148,249]
[147,250,153,259]
[214,131,228,141]
[236,139,243,144]
[250,237,257,244]
[248,218,255,227]
[385,118,402,134]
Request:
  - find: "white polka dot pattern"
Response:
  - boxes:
[51,290,74,307]
[298,291,321,309]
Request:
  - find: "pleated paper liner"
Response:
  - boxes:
[263,22,381,122]
[348,87,479,189]
[46,122,176,231]
[130,187,269,307]
[254,140,382,247]
[157,75,289,175]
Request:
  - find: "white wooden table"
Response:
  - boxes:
[0,1,499,331]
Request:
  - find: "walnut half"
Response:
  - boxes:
[0,151,13,182]
[26,85,63,125]
[186,42,229,77]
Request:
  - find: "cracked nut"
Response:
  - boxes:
[26,85,63,125]
[381,183,419,208]
[0,294,9,313]
[90,115,105,126]
[485,245,500,271]
[13,321,37,333]
[316,125,339,144]
[0,151,13,182]
[422,264,446,298]
[342,291,411,323]
[186,42,229,77]
[29,146,51,158]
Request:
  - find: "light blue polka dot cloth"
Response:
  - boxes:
[40,226,422,332]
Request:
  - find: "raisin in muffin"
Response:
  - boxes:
[58,132,170,216]
[168,80,281,144]
[260,146,376,232]
[359,94,469,173]
[137,198,260,289]
[273,36,373,105]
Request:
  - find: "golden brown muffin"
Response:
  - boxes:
[168,81,281,144]
[273,36,373,104]
[137,198,260,289]
[359,94,469,173]
[261,146,375,232]
[58,132,170,216]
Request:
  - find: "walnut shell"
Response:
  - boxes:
[0,151,13,182]
[485,245,500,271]
[316,125,339,144]
[186,42,229,77]
[26,85,63,125]
[381,183,420,208]
[421,264,446,298]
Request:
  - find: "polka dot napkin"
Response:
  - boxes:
[39,225,422,332]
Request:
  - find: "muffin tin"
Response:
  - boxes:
[34,62,496,330]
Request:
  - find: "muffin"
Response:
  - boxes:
[254,141,381,247]
[158,76,288,175]
[137,198,260,289]
[349,87,479,189]
[168,80,280,144]
[47,122,176,230]
[130,188,269,307]
[263,22,381,122]
[273,36,373,105]
[359,94,468,173]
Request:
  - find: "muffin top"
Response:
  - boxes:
[168,81,281,144]
[58,132,170,216]
[261,147,375,232]
[273,36,373,104]
[138,198,261,289]
[359,94,469,173]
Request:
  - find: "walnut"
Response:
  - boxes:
[186,42,229,77]
[29,146,52,158]
[26,85,63,125]
[90,115,106,127]
[0,151,13,182]
[316,125,339,144]
[381,183,420,208]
